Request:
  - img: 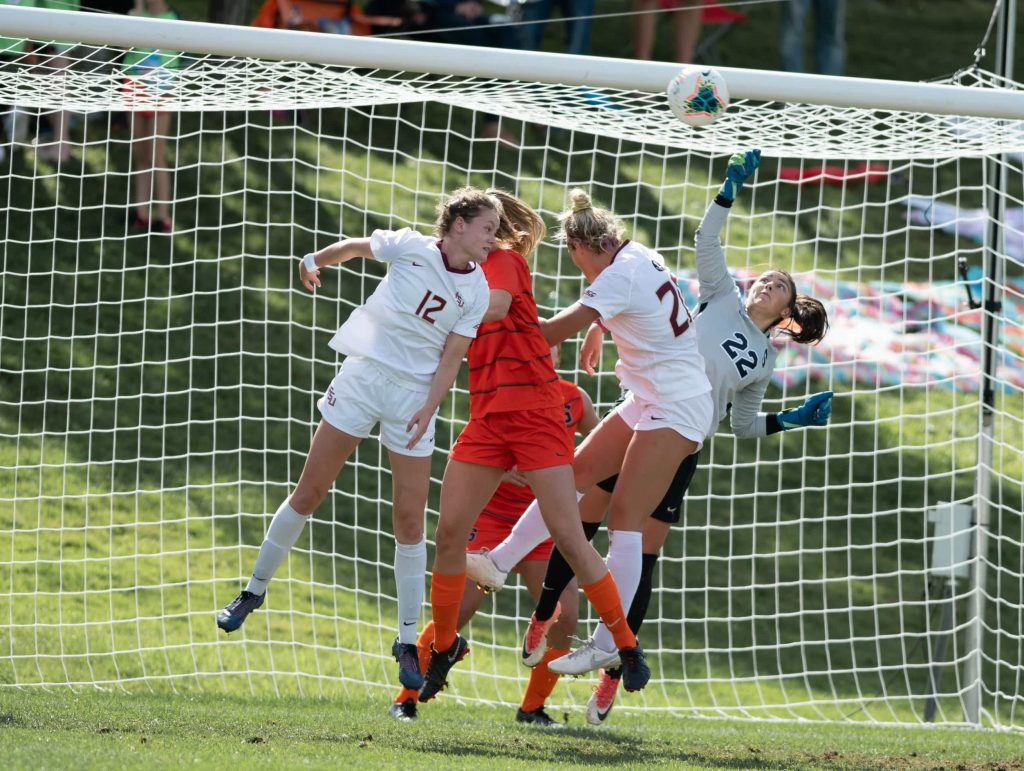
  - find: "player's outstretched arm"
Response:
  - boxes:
[405,332,474,448]
[298,237,374,292]
[540,302,600,347]
[694,149,761,298]
[733,377,834,437]
[718,149,760,203]
[482,289,513,323]
[772,390,834,433]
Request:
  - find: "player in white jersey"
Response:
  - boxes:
[216,187,496,693]
[576,151,832,724]
[467,188,716,677]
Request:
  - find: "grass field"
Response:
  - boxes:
[1,688,1023,770]
[2,0,1024,764]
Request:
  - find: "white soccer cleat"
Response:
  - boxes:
[465,549,508,594]
[548,637,620,676]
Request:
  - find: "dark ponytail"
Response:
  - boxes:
[781,294,829,345]
[768,269,829,345]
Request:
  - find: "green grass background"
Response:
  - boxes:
[1,1,1024,766]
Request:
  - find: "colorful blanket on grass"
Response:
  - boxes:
[676,270,1024,393]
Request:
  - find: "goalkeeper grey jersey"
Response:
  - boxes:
[692,201,777,438]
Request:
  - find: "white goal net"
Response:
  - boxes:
[1,8,1022,731]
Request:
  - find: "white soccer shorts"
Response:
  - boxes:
[612,389,714,451]
[317,357,437,458]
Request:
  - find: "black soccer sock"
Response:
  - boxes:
[626,552,659,636]
[534,521,601,621]
[605,552,659,680]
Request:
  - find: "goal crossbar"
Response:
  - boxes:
[4,5,1024,119]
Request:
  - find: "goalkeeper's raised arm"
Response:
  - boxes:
[693,149,761,301]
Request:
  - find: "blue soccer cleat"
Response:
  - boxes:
[216,590,265,633]
[392,636,424,690]
[618,645,650,692]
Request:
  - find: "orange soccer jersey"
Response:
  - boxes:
[468,249,563,416]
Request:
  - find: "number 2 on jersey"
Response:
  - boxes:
[656,280,692,337]
[415,290,447,324]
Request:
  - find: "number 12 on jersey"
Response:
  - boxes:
[415,289,447,324]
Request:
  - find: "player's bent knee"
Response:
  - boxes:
[392,508,425,544]
[289,486,328,516]
[433,522,468,557]
[548,534,589,567]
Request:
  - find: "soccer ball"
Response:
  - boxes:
[666,66,730,127]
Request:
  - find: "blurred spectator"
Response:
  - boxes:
[779,0,844,75]
[420,0,522,142]
[633,0,701,63]
[89,0,133,11]
[252,0,406,35]
[361,0,430,36]
[0,1,35,159]
[424,0,520,49]
[123,0,179,232]
[0,0,81,161]
[252,0,519,142]
[519,0,594,56]
[208,0,254,25]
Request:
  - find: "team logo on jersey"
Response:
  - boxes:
[455,291,465,307]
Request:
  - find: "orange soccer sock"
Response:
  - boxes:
[393,621,436,705]
[429,571,466,652]
[417,621,435,672]
[520,646,569,713]
[581,571,637,650]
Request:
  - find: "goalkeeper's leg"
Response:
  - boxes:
[216,420,360,633]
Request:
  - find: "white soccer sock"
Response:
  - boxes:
[394,537,427,644]
[245,500,308,596]
[488,498,551,573]
[592,529,643,652]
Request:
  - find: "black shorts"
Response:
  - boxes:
[595,450,699,524]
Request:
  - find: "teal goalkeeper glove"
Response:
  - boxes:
[719,149,761,202]
[777,390,833,430]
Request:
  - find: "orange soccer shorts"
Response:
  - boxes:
[450,407,573,472]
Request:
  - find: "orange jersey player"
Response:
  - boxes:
[391,376,598,724]
[411,190,648,716]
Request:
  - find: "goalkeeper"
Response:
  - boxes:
[466,150,833,723]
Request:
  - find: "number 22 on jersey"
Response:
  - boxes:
[721,331,766,378]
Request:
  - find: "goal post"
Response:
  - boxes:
[0,6,1022,731]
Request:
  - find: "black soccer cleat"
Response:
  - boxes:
[388,698,418,721]
[216,590,265,633]
[392,636,424,690]
[417,634,469,702]
[515,706,564,728]
[618,645,651,692]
